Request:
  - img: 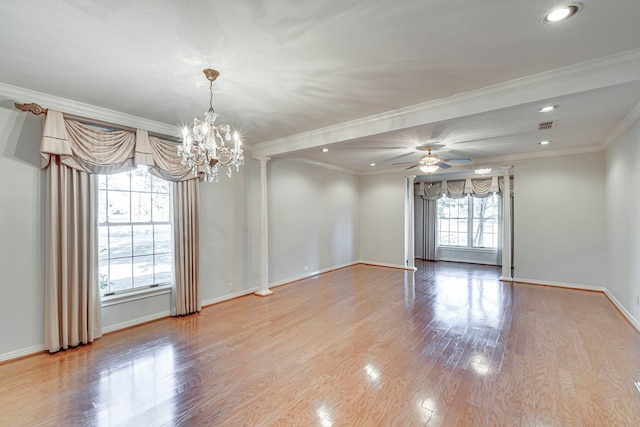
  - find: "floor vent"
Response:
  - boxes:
[538,121,555,131]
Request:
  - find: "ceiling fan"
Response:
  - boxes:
[393,146,471,173]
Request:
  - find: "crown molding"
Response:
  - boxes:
[602,100,640,150]
[0,81,181,137]
[252,49,640,158]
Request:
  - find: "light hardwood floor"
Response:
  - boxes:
[2,261,640,426]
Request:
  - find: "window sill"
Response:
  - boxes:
[439,246,497,254]
[101,285,172,308]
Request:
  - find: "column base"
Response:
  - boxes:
[499,275,514,282]
[255,289,274,297]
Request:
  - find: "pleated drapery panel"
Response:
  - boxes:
[422,198,439,261]
[40,110,202,352]
[44,157,101,352]
[172,179,201,316]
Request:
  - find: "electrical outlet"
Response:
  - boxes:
[228,283,233,292]
[303,266,308,271]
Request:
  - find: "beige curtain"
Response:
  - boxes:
[415,182,440,261]
[44,157,102,352]
[40,111,201,352]
[172,179,201,315]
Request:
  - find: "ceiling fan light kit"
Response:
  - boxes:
[399,146,471,173]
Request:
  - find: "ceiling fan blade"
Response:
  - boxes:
[437,162,452,169]
[339,146,408,151]
[392,160,417,165]
[387,152,415,163]
[441,158,472,163]
[404,164,420,170]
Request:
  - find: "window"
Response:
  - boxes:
[98,166,173,296]
[438,194,499,249]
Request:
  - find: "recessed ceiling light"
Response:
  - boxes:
[539,105,558,113]
[321,148,329,152]
[539,140,551,145]
[544,4,581,24]
[370,163,376,167]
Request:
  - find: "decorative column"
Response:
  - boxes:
[255,157,273,296]
[500,166,513,281]
[405,175,417,270]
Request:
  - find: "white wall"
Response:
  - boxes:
[199,158,260,301]
[0,104,46,358]
[267,159,359,284]
[606,117,640,322]
[358,173,406,267]
[513,152,606,287]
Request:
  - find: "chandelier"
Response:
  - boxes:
[178,68,244,182]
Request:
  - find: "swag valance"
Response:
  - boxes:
[416,176,514,200]
[39,110,195,181]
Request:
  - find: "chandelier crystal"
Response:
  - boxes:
[178,68,244,182]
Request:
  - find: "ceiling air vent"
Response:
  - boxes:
[538,121,555,131]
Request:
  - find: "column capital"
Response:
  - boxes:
[254,156,271,163]
[501,166,513,174]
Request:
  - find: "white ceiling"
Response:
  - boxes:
[1,0,640,174]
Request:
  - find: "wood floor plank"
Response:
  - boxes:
[2,261,640,426]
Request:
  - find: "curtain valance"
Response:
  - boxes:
[40,110,195,181]
[417,176,513,200]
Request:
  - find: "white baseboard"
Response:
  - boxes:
[0,344,45,363]
[102,311,171,334]
[357,260,413,271]
[269,261,359,288]
[202,287,258,307]
[512,277,605,292]
[603,289,640,332]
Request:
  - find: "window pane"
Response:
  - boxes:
[98,190,107,223]
[108,191,131,223]
[99,259,111,295]
[131,166,152,192]
[154,225,171,254]
[133,255,154,288]
[108,172,130,191]
[131,192,151,222]
[152,193,170,222]
[109,258,133,292]
[152,175,170,194]
[98,227,109,260]
[98,175,108,190]
[155,253,172,285]
[133,225,153,256]
[109,226,132,258]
